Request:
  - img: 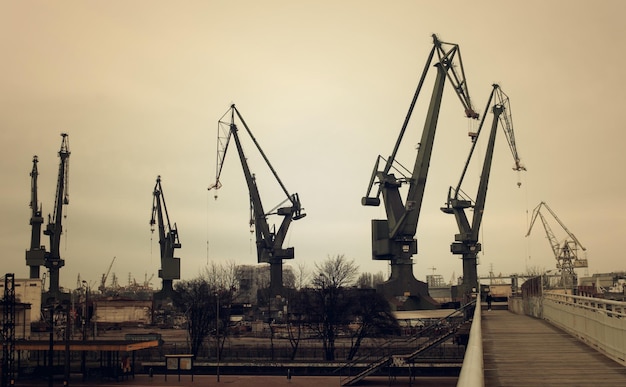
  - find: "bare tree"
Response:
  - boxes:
[312,254,358,289]
[310,254,359,360]
[283,265,296,289]
[174,278,214,357]
[203,261,239,359]
[285,289,309,360]
[356,272,374,288]
[293,261,310,290]
[174,261,240,358]
[347,289,399,360]
[524,265,548,277]
[203,260,239,291]
[372,271,386,287]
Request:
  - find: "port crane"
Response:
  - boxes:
[361,34,479,308]
[42,133,70,305]
[99,256,116,293]
[150,176,181,299]
[209,104,306,297]
[25,155,47,279]
[526,201,587,289]
[441,84,525,297]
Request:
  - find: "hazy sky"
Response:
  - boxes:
[2,1,625,291]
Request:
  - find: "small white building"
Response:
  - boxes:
[93,299,152,326]
[0,278,40,339]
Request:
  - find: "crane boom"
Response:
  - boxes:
[362,34,478,262]
[441,84,525,293]
[526,201,588,287]
[527,202,586,251]
[26,155,47,279]
[209,104,305,295]
[150,176,181,297]
[362,34,479,205]
[43,133,70,303]
[528,210,560,258]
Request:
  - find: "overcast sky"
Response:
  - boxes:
[1,1,625,291]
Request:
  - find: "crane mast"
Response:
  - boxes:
[43,133,70,304]
[150,176,181,299]
[26,155,47,279]
[209,105,305,297]
[526,201,587,289]
[361,35,478,309]
[441,85,525,296]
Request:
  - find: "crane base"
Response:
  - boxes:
[376,263,439,310]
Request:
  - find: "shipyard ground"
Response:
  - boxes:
[22,314,463,386]
[14,374,458,386]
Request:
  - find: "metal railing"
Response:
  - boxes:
[456,296,483,387]
[543,292,626,366]
[337,303,471,386]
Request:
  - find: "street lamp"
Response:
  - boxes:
[81,281,89,380]
[215,291,220,383]
[81,281,89,340]
[47,305,54,387]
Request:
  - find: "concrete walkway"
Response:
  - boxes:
[482,309,626,386]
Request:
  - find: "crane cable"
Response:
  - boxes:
[63,206,69,252]
[207,188,213,266]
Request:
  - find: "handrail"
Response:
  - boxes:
[545,291,626,316]
[456,296,483,387]
[543,291,626,366]
[338,301,472,386]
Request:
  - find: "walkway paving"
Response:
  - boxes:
[482,309,626,386]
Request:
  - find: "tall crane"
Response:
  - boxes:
[25,155,47,279]
[99,256,116,293]
[43,133,70,305]
[441,84,525,298]
[361,34,479,309]
[526,201,587,289]
[150,176,181,299]
[209,104,306,297]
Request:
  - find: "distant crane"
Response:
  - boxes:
[99,256,116,293]
[441,84,525,297]
[25,155,47,279]
[361,34,479,309]
[150,176,181,300]
[43,133,70,305]
[209,104,306,297]
[143,273,155,289]
[526,201,587,289]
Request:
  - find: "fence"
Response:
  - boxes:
[543,291,626,366]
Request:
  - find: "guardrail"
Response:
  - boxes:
[456,297,483,387]
[543,292,626,366]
